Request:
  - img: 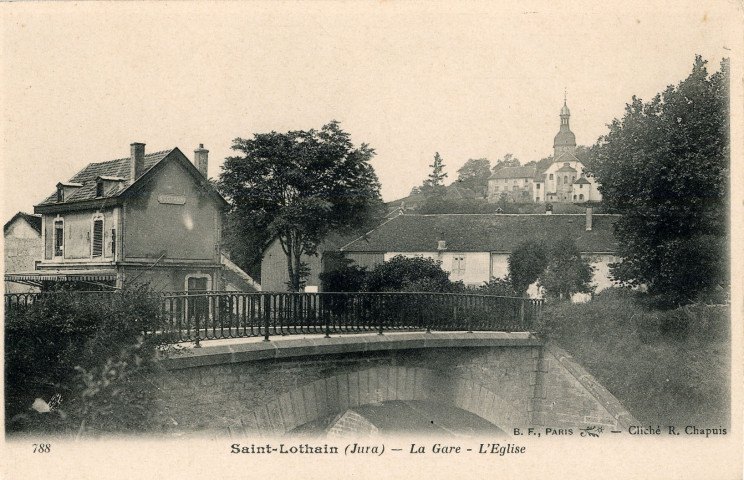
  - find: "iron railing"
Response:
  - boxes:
[6,291,542,343]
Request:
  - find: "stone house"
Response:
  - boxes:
[4,212,43,293]
[6,143,232,293]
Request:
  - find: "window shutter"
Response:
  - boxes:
[92,219,103,257]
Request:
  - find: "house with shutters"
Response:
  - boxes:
[338,210,621,295]
[5,143,232,293]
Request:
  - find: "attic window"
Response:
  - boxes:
[96,181,104,197]
[57,186,64,202]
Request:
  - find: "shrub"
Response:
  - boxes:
[363,255,459,292]
[5,285,172,436]
[476,276,518,297]
[319,253,368,292]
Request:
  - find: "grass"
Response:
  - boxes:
[535,288,730,427]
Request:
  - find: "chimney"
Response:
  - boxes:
[545,203,553,215]
[585,206,593,231]
[130,143,146,181]
[194,144,209,178]
[437,240,447,251]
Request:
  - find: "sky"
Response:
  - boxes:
[1,1,740,219]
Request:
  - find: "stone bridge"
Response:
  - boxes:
[153,332,637,437]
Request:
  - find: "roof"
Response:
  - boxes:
[4,212,42,235]
[489,166,537,180]
[38,149,172,206]
[554,152,580,164]
[341,213,619,253]
[35,147,227,211]
[574,177,591,185]
[556,163,578,173]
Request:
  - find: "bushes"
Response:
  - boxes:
[535,288,730,427]
[322,254,464,293]
[5,285,172,436]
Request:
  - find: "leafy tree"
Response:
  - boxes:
[508,241,549,295]
[538,238,594,300]
[421,152,448,196]
[491,153,520,173]
[363,255,458,292]
[456,158,491,195]
[222,210,269,281]
[586,56,729,304]
[220,121,384,291]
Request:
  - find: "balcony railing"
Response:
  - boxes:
[6,291,542,344]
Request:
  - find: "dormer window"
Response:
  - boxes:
[57,186,64,202]
[96,181,104,197]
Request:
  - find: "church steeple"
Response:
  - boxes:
[553,93,576,158]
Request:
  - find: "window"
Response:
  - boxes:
[564,175,568,184]
[579,194,584,200]
[557,177,561,185]
[580,184,584,189]
[91,214,104,257]
[573,195,577,200]
[111,228,116,256]
[54,219,64,257]
[57,187,64,203]
[493,186,499,192]
[513,185,518,192]
[452,256,466,276]
[96,181,104,197]
[549,174,554,180]
[536,184,540,189]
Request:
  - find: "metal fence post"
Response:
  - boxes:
[263,294,271,341]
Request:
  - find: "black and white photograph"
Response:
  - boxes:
[2,1,741,479]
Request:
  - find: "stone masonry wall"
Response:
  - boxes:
[151,334,637,436]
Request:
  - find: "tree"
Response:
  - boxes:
[219,121,384,291]
[456,158,491,195]
[538,238,594,300]
[421,152,448,196]
[586,56,729,304]
[491,153,520,173]
[508,241,549,295]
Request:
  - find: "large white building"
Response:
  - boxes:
[489,100,603,204]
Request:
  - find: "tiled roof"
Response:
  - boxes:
[574,177,591,184]
[38,150,173,206]
[4,211,42,234]
[554,152,580,164]
[341,213,619,253]
[489,166,537,180]
[556,163,578,173]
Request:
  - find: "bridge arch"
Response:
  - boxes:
[235,366,524,436]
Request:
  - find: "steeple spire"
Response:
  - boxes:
[554,94,576,157]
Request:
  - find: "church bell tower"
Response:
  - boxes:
[553,93,577,158]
